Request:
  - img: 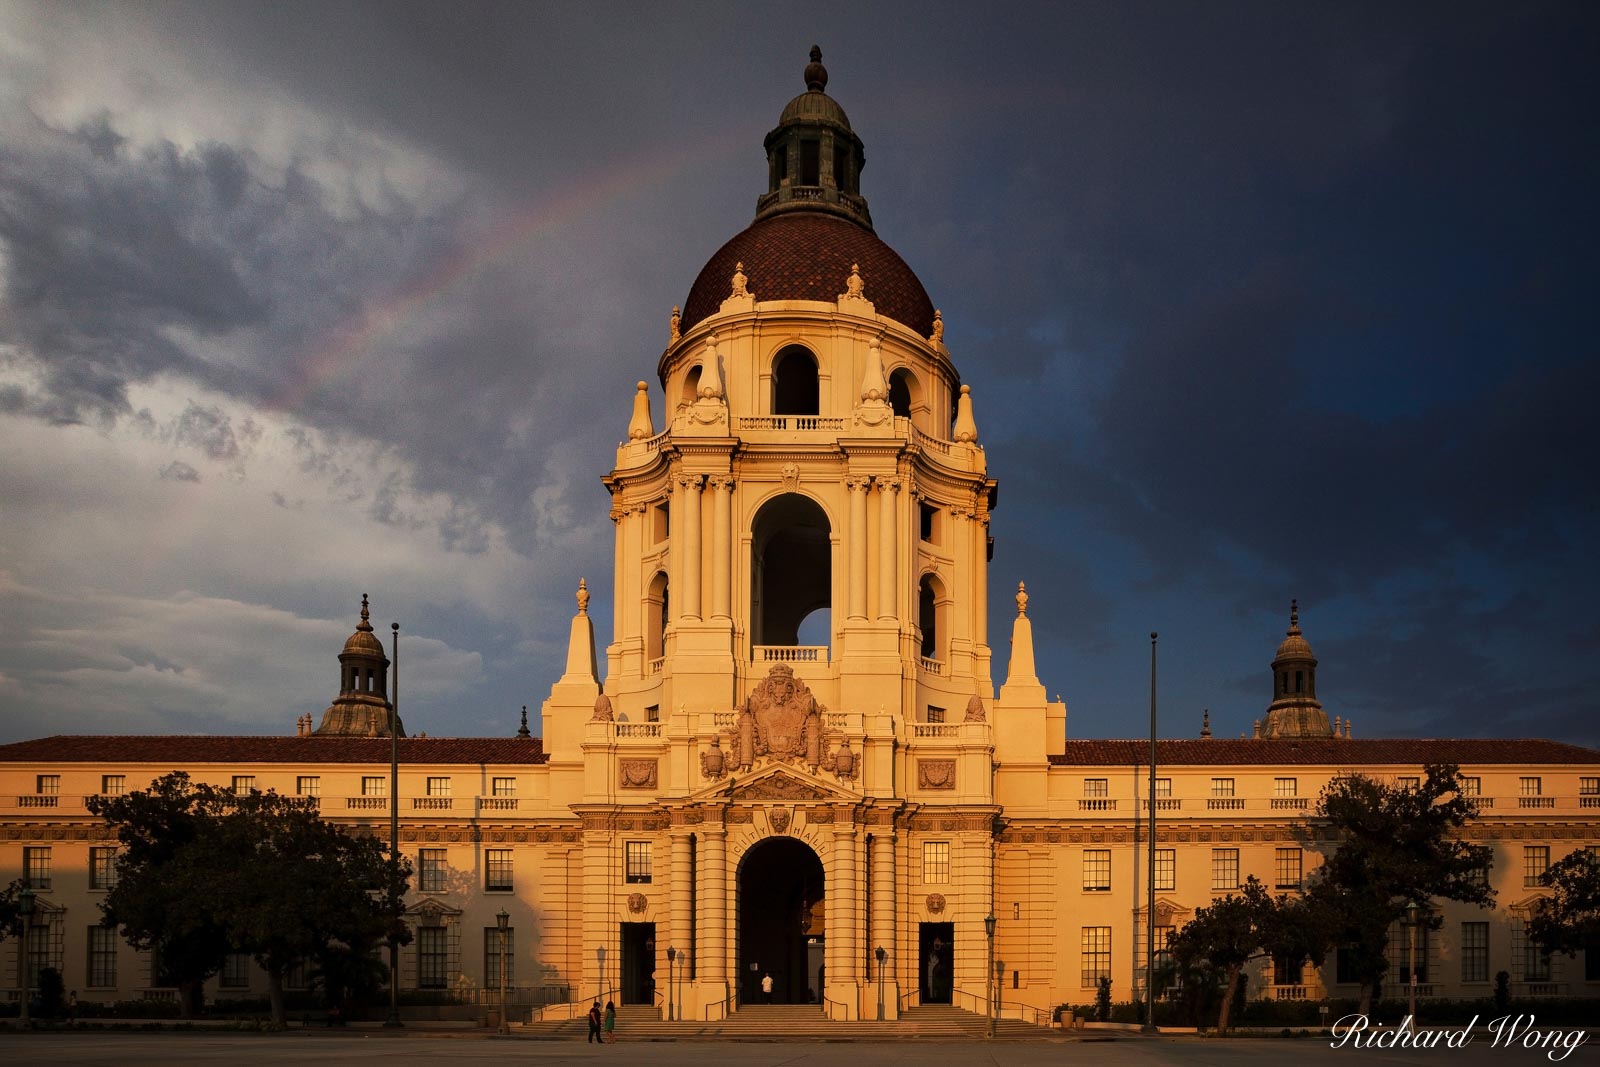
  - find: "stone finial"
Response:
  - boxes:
[698,334,725,399]
[357,593,373,632]
[964,694,986,723]
[627,381,655,440]
[1015,581,1028,617]
[669,305,681,343]
[1288,597,1300,635]
[517,705,531,739]
[1253,718,1262,739]
[730,261,749,298]
[929,309,944,345]
[952,383,979,443]
[841,262,865,301]
[804,45,827,92]
[576,578,590,615]
[1200,708,1212,738]
[1344,717,1352,738]
[592,693,614,722]
[1333,715,1342,736]
[860,334,888,403]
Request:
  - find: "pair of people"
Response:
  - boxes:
[586,1000,616,1043]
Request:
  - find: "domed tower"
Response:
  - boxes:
[315,594,403,737]
[1261,599,1331,739]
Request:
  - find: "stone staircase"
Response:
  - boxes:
[517,1001,1058,1040]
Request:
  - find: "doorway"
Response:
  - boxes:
[919,922,953,1004]
[620,922,655,1005]
[738,837,825,1004]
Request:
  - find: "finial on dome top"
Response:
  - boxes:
[805,45,827,92]
[517,704,531,739]
[358,593,373,632]
[1200,708,1212,738]
[1016,581,1028,617]
[576,578,590,616]
[1288,598,1300,635]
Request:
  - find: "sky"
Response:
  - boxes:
[0,1,1595,747]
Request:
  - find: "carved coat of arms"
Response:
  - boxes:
[737,663,824,768]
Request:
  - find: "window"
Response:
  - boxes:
[1273,955,1304,986]
[361,775,387,797]
[1211,848,1239,892]
[1080,927,1111,989]
[427,777,451,797]
[100,774,125,796]
[24,846,51,890]
[1521,776,1542,797]
[1275,848,1303,890]
[1469,860,1491,890]
[1273,777,1297,797]
[1154,925,1175,972]
[1083,850,1111,892]
[221,952,251,988]
[1397,776,1420,791]
[1515,920,1550,982]
[36,774,60,796]
[926,706,945,724]
[1525,845,1551,887]
[1461,776,1482,796]
[1581,777,1600,796]
[1154,778,1172,798]
[919,503,936,543]
[90,846,118,890]
[800,138,820,185]
[625,841,652,884]
[296,776,320,797]
[1211,778,1235,798]
[492,777,516,797]
[1084,778,1109,797]
[418,926,448,989]
[232,775,255,794]
[645,705,660,723]
[486,848,514,891]
[923,842,950,884]
[1153,848,1176,891]
[419,849,447,893]
[1462,922,1489,982]
[88,926,117,988]
[484,926,516,989]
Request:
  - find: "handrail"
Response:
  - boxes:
[822,992,848,1020]
[703,989,736,1021]
[898,987,922,1012]
[949,987,988,1015]
[531,988,619,1022]
[999,999,1052,1027]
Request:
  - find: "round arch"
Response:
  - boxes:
[736,835,825,1005]
[750,493,833,647]
[888,365,920,420]
[771,344,820,416]
[918,570,950,663]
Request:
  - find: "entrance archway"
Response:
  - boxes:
[737,836,824,1004]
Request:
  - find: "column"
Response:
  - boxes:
[871,829,896,967]
[711,477,732,620]
[702,824,728,990]
[847,478,869,620]
[583,826,612,999]
[671,828,693,971]
[611,504,627,642]
[876,478,898,621]
[833,820,860,985]
[680,474,703,619]
[975,515,989,648]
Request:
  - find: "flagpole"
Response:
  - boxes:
[1143,632,1158,1034]
[386,621,403,1028]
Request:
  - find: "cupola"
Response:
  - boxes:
[315,594,404,737]
[1261,599,1331,739]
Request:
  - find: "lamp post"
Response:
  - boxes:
[983,913,996,1038]
[1404,901,1420,1021]
[667,947,676,1021]
[496,909,510,1034]
[597,946,606,1000]
[680,949,689,1022]
[17,885,36,1028]
[995,959,1005,1029]
[1143,631,1158,1035]
[875,946,887,1020]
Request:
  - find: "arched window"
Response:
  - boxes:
[918,573,949,663]
[889,368,914,419]
[751,494,831,647]
[645,572,669,663]
[680,365,702,411]
[772,346,819,416]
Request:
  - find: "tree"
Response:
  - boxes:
[1528,848,1600,957]
[1305,763,1494,1014]
[0,878,26,942]
[1167,876,1278,1033]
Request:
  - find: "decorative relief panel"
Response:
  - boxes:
[918,760,956,790]
[619,760,658,790]
[925,893,946,914]
[627,893,648,914]
[768,809,791,833]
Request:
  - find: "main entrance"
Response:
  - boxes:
[737,837,824,1004]
[919,922,954,1004]
[620,921,655,1005]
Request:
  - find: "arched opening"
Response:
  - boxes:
[680,365,702,411]
[796,606,831,647]
[918,573,949,663]
[751,494,831,647]
[772,346,819,416]
[645,571,669,664]
[888,367,916,419]
[738,836,825,1005]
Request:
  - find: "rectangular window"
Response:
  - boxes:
[926,706,945,724]
[36,774,60,796]
[492,777,516,797]
[1211,848,1239,892]
[1083,850,1111,892]
[1516,920,1551,982]
[1460,775,1481,796]
[484,926,516,989]
[625,841,652,884]
[87,926,117,988]
[1462,921,1489,982]
[800,138,820,185]
[101,774,126,796]
[1273,954,1304,986]
[1080,927,1111,989]
[1154,848,1176,891]
[419,849,447,893]
[1084,778,1109,797]
[232,775,255,794]
[486,848,514,891]
[24,846,51,890]
[1520,776,1542,797]
[1154,778,1172,798]
[296,775,320,797]
[418,927,447,989]
[221,952,251,988]
[1276,848,1303,890]
[426,777,451,797]
[1581,777,1600,796]
[1211,778,1235,798]
[361,775,387,797]
[923,841,950,884]
[645,705,660,723]
[90,846,118,890]
[919,502,937,543]
[1273,777,1297,797]
[1397,776,1420,791]
[1525,845,1551,887]
[1154,925,1175,971]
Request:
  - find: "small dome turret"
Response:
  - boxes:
[754,46,872,231]
[1261,599,1331,739]
[315,594,404,737]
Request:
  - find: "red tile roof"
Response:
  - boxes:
[681,213,936,338]
[1047,737,1600,767]
[0,735,547,765]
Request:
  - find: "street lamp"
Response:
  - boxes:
[1403,901,1420,1021]
[875,946,887,1020]
[983,913,997,1038]
[496,909,510,1034]
[995,959,1005,1030]
[667,947,677,1021]
[597,946,606,1000]
[17,885,36,1028]
[679,949,689,1022]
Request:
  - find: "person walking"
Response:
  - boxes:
[587,1000,603,1043]
[603,1000,617,1043]
[761,972,774,1004]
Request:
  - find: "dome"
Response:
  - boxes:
[681,212,935,338]
[344,629,385,656]
[777,89,852,132]
[1272,599,1316,664]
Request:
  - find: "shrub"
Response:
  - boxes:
[1095,976,1112,1021]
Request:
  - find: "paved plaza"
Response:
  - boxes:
[0,1033,1592,1067]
